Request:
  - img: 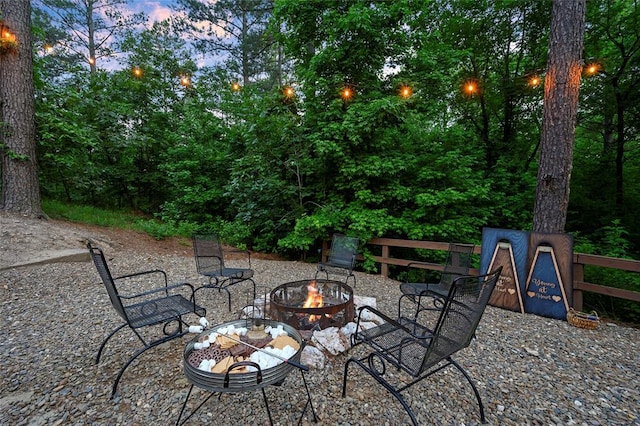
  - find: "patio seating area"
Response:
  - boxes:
[1,238,639,425]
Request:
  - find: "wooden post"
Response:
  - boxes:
[573,262,584,311]
[321,240,329,263]
[381,244,389,278]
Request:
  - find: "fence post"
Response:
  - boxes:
[321,240,329,263]
[381,244,389,278]
[573,262,584,311]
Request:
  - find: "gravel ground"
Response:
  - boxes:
[1,218,639,425]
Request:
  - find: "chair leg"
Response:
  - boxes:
[314,269,329,281]
[220,278,256,312]
[96,323,127,364]
[342,356,419,426]
[111,328,188,398]
[346,273,356,289]
[449,358,486,423]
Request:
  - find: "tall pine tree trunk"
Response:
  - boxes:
[0,0,44,217]
[533,0,586,233]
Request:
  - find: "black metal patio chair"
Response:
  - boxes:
[343,267,502,425]
[88,243,206,398]
[315,234,359,288]
[192,234,256,312]
[398,242,475,318]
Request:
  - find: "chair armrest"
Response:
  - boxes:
[408,261,444,270]
[114,269,169,286]
[119,282,197,301]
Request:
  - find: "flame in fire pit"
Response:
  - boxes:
[303,280,323,309]
[303,280,323,321]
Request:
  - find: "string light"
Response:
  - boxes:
[180,75,191,87]
[132,67,142,78]
[283,86,295,98]
[400,85,412,98]
[231,82,241,92]
[585,63,600,76]
[463,80,479,96]
[0,26,18,53]
[341,86,353,100]
[529,75,541,88]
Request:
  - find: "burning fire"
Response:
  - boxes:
[303,280,323,321]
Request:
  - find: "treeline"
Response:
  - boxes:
[30,0,640,321]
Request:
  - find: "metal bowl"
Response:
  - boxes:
[183,319,303,393]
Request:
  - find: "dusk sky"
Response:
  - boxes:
[128,0,176,24]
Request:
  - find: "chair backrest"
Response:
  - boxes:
[420,266,502,373]
[192,234,224,275]
[439,243,475,288]
[327,234,359,269]
[87,243,128,322]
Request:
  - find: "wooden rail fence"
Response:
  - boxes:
[322,237,640,311]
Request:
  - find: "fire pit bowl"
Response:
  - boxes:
[183,319,303,393]
[270,279,355,330]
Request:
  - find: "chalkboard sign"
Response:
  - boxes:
[480,228,528,313]
[524,233,573,320]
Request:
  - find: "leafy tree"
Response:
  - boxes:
[36,19,199,211]
[570,0,640,246]
[406,0,552,232]
[35,0,145,72]
[270,0,559,257]
[176,0,277,86]
[1,0,44,217]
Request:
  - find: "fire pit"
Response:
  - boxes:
[182,319,304,393]
[270,279,355,330]
[177,318,317,426]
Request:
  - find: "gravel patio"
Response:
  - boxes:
[1,232,639,425]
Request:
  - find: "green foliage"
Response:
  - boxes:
[30,1,640,322]
[135,218,198,240]
[43,199,144,229]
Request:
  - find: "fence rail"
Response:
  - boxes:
[352,237,640,311]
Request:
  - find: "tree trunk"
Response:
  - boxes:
[0,0,44,217]
[532,0,586,233]
[86,0,97,73]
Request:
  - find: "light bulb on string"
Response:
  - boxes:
[529,76,541,88]
[585,63,600,76]
[463,79,479,97]
[341,86,353,100]
[283,86,295,98]
[400,85,412,99]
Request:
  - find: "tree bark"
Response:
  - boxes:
[1,0,44,217]
[532,0,586,233]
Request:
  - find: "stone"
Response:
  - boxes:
[358,309,384,325]
[311,327,349,356]
[353,295,377,310]
[301,345,325,369]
